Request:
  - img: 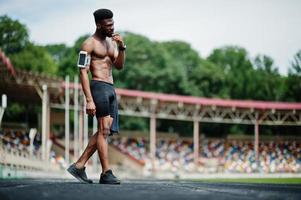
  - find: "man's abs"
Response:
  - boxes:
[90,57,114,84]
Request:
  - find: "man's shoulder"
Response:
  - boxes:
[83,36,96,46]
[81,36,95,52]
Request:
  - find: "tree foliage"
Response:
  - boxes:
[0,15,29,54]
[9,43,58,74]
[0,15,58,74]
[285,50,301,101]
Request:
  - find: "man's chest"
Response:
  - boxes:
[92,40,118,60]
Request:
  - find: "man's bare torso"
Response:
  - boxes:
[86,35,118,84]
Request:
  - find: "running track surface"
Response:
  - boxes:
[0,179,301,200]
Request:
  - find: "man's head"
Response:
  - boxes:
[93,9,114,37]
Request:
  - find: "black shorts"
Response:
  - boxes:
[90,80,119,135]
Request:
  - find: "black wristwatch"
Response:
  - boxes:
[118,45,126,51]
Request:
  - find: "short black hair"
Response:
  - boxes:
[93,9,113,22]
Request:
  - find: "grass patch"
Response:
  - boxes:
[193,178,301,184]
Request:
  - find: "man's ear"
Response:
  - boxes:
[96,23,101,29]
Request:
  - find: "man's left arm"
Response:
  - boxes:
[112,33,126,70]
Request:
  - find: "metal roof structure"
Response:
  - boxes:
[116,88,301,126]
[0,49,64,104]
[116,88,301,110]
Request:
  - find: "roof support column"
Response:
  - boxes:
[79,101,84,155]
[254,119,259,170]
[193,119,200,170]
[150,99,157,174]
[46,100,51,161]
[150,114,156,173]
[41,85,48,161]
[0,94,7,128]
[65,76,70,165]
[83,96,88,151]
[92,117,98,173]
[73,76,79,161]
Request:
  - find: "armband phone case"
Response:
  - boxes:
[77,51,91,68]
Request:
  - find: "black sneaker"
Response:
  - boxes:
[99,169,121,184]
[67,163,93,184]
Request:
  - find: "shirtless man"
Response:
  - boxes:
[67,9,125,184]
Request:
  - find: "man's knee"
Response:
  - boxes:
[98,116,113,137]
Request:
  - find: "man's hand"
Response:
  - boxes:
[86,101,96,116]
[112,33,124,47]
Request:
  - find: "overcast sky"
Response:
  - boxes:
[1,0,301,75]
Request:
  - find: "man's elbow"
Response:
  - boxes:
[79,68,88,78]
[115,64,124,70]
[79,70,85,77]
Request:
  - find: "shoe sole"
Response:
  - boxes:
[99,180,121,185]
[67,167,92,184]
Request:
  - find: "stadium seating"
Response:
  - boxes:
[109,136,301,173]
[0,129,40,155]
[220,140,301,173]
[109,136,148,163]
[2,129,300,173]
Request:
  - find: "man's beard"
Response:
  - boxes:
[107,31,113,37]
[103,30,113,37]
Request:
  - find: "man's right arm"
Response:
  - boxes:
[79,39,96,115]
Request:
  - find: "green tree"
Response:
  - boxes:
[285,50,301,101]
[114,33,207,96]
[158,41,202,95]
[208,46,255,100]
[44,44,68,63]
[0,15,29,54]
[189,59,228,98]
[113,32,169,91]
[0,15,58,75]
[252,55,285,101]
[9,43,58,74]
[45,35,89,77]
[290,50,301,75]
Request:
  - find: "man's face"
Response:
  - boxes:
[98,18,114,37]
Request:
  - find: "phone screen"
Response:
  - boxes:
[78,53,86,65]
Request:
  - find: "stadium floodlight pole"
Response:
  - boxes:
[41,85,48,161]
[65,76,70,166]
[92,117,98,172]
[73,76,79,160]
